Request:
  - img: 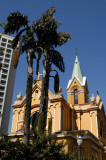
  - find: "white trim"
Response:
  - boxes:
[67,89,85,94]
[90,111,97,134]
[8,132,24,136]
[18,109,24,113]
[16,111,18,132]
[62,104,64,131]
[11,114,14,132]
[75,106,98,111]
[90,115,92,133]
[57,133,100,147]
[54,103,60,107]
[78,113,81,130]
[74,115,76,130]
[13,109,18,114]
[57,133,76,139]
[59,104,61,131]
[90,111,97,116]
[96,115,98,138]
[53,106,55,132]
[17,120,24,123]
[67,76,86,89]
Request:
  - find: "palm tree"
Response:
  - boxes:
[32,7,71,130]
[4,12,36,144]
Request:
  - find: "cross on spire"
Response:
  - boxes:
[36,72,42,80]
[75,48,79,56]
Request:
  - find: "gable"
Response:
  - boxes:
[67,76,86,90]
[67,77,84,92]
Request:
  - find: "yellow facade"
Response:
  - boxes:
[9,56,106,159]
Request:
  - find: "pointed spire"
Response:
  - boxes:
[67,55,86,89]
[72,55,83,83]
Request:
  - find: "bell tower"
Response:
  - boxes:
[67,56,89,105]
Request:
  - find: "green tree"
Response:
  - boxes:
[32,7,71,130]
[4,12,36,144]
[0,134,79,160]
[0,134,92,160]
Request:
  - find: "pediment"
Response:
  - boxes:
[67,76,86,92]
[12,80,62,109]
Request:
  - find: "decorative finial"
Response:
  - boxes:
[17,92,22,100]
[96,89,99,95]
[91,94,95,103]
[36,72,42,80]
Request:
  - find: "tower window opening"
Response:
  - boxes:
[74,89,78,104]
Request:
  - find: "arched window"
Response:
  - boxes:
[30,112,39,127]
[74,89,78,104]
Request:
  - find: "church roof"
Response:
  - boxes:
[67,55,86,89]
[72,55,83,82]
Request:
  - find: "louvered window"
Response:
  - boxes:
[74,89,78,104]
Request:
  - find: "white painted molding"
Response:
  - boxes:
[59,105,61,131]
[53,106,55,132]
[75,106,98,111]
[13,109,18,114]
[11,114,14,132]
[96,115,98,138]
[90,115,92,133]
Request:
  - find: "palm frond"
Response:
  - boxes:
[22,29,36,52]
[0,22,5,27]
[4,12,28,34]
[42,7,56,18]
[57,32,71,46]
[12,29,25,49]
[49,50,65,72]
[32,7,61,48]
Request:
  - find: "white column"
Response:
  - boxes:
[53,106,56,132]
[11,113,14,132]
[78,113,81,130]
[90,114,92,133]
[59,105,61,131]
[96,114,98,138]
[74,114,76,130]
[63,105,64,131]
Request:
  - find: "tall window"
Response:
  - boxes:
[30,112,39,127]
[74,89,78,104]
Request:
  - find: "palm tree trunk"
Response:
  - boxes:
[39,51,51,130]
[23,49,34,144]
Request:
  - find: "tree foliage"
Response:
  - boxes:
[32,7,70,73]
[5,12,28,34]
[0,134,92,160]
[32,7,71,131]
[4,12,37,144]
[4,12,36,69]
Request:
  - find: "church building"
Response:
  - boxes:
[9,56,106,160]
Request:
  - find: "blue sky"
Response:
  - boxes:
[0,0,106,132]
